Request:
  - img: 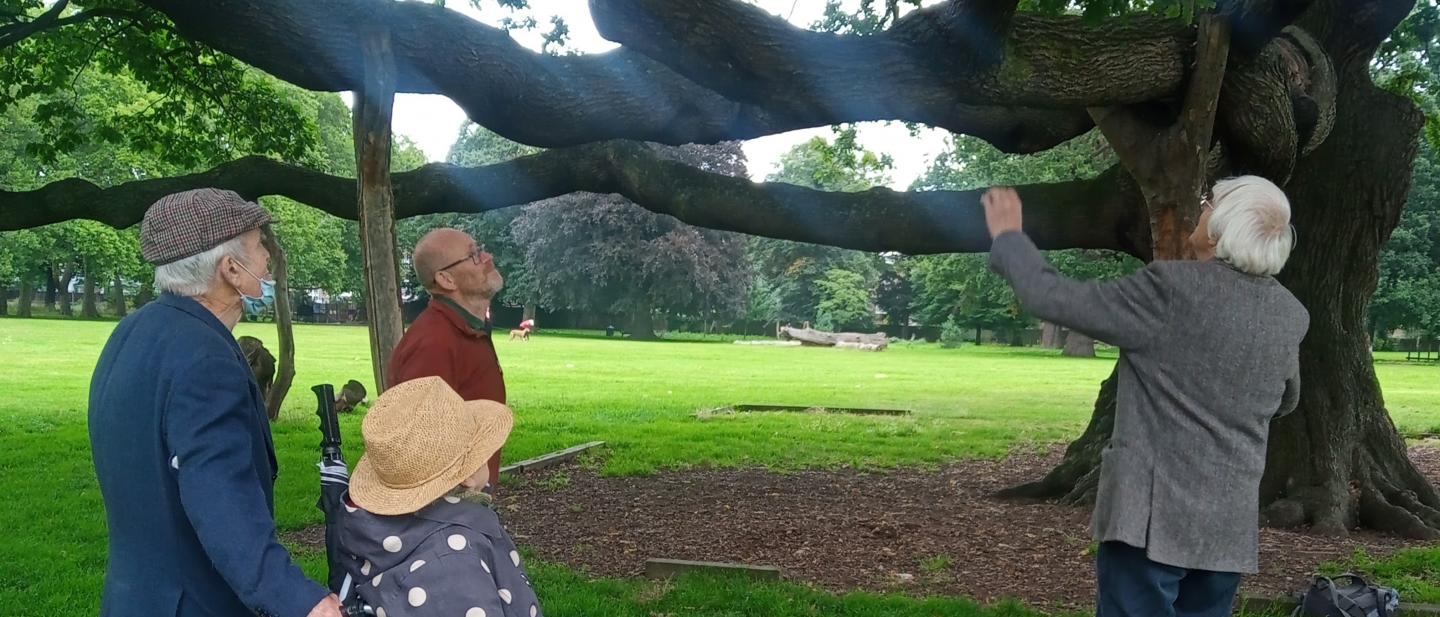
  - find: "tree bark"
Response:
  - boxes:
[355,29,405,394]
[44,268,57,310]
[57,264,75,317]
[1001,0,1438,538]
[997,369,1118,505]
[1258,22,1439,538]
[263,230,296,421]
[81,261,101,319]
[1062,331,1096,358]
[0,150,1152,260]
[135,283,153,308]
[111,274,127,317]
[132,0,1195,153]
[628,303,657,340]
[1002,12,1234,502]
[1041,322,1063,349]
[18,278,34,317]
[780,327,888,349]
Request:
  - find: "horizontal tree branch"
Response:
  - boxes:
[591,0,1190,110]
[0,144,1151,259]
[130,0,1096,153]
[586,0,1312,117]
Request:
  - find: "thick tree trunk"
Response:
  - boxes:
[111,274,127,317]
[1259,57,1439,539]
[522,302,536,322]
[135,283,153,308]
[1001,1,1439,538]
[1062,331,1096,358]
[0,282,7,316]
[18,278,34,317]
[81,261,101,319]
[1041,322,1063,348]
[629,304,657,340]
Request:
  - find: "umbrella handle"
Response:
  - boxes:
[313,384,343,460]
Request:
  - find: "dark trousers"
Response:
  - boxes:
[1097,541,1242,617]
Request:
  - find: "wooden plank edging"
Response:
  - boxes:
[644,558,782,581]
[499,441,605,475]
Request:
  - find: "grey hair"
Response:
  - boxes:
[1207,175,1296,276]
[154,235,250,297]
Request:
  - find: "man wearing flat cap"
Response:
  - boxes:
[88,188,341,617]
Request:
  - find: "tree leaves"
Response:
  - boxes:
[0,1,319,168]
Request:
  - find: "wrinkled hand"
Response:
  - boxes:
[307,594,343,617]
[981,187,1024,239]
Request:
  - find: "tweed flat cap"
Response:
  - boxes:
[141,188,274,265]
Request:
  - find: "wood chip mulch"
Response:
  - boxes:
[288,443,1440,611]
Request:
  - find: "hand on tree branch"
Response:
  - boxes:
[1,143,1151,259]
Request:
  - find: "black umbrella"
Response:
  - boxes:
[313,384,373,616]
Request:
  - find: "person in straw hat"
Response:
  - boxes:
[338,376,542,617]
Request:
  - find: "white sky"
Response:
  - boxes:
[350,0,952,189]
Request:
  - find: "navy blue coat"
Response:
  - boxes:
[89,294,328,617]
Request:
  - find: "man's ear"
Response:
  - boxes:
[433,270,457,293]
[217,254,242,288]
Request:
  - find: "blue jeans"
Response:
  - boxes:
[1097,541,1242,617]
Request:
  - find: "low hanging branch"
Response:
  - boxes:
[0,141,1152,258]
[589,0,1190,109]
[132,0,1084,153]
[585,0,1314,121]
[132,0,1311,155]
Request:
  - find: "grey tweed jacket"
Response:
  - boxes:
[990,231,1308,573]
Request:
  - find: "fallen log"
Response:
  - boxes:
[778,326,888,350]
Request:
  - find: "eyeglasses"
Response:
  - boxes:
[435,244,486,278]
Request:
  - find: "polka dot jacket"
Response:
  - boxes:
[337,494,542,617]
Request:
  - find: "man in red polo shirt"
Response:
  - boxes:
[388,227,507,489]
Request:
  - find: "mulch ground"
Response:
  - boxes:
[289,443,1440,611]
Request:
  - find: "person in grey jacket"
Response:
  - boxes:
[338,376,541,617]
[982,177,1308,617]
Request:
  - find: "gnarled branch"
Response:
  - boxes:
[131,0,1083,153]
[1,143,1150,258]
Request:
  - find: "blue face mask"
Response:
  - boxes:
[235,262,276,317]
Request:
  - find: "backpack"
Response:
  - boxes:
[1293,573,1400,617]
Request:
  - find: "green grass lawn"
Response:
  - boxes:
[2,317,1437,616]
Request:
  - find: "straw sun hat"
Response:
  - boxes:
[350,376,514,515]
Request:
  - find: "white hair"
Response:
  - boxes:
[1207,175,1296,276]
[154,235,249,297]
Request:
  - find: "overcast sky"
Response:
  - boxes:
[348,0,952,189]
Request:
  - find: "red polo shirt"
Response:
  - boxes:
[386,297,507,484]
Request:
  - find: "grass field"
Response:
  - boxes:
[2,316,1438,616]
